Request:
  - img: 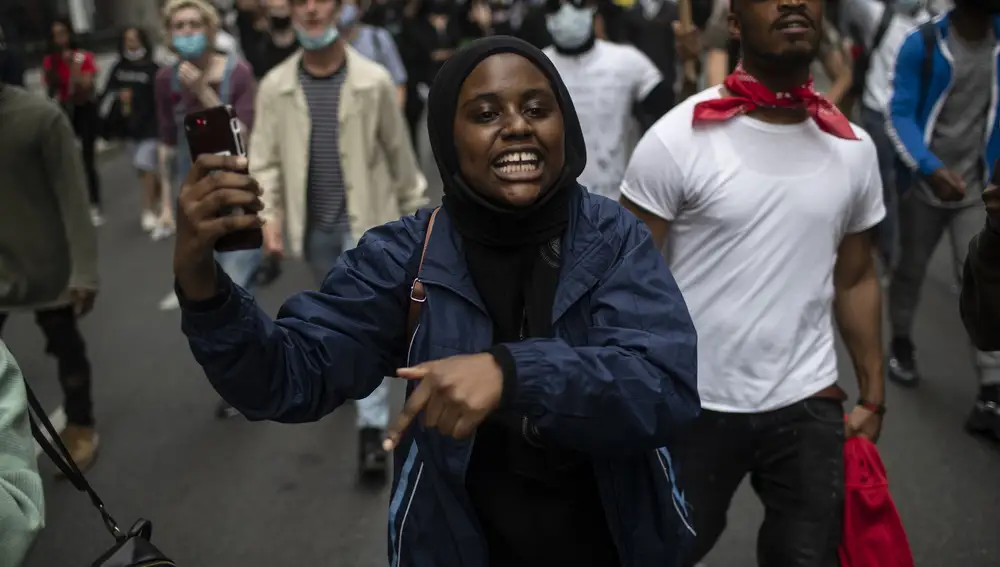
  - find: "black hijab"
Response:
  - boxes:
[426,36,588,344]
[425,36,587,345]
[425,35,587,249]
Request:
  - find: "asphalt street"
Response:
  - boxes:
[7,143,1000,566]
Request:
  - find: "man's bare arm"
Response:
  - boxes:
[834,229,884,404]
[619,194,671,251]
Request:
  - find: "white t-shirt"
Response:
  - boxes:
[620,88,885,413]
[544,40,662,200]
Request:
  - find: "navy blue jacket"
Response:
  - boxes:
[182,188,700,567]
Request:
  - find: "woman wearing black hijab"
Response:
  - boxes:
[173,36,699,567]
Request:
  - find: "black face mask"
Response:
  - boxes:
[366,3,388,24]
[270,15,293,30]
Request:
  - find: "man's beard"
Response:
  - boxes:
[743,41,820,75]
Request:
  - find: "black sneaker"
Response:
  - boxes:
[887,336,920,387]
[966,385,1000,441]
[215,400,242,419]
[358,427,388,479]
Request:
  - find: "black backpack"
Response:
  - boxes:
[848,3,896,99]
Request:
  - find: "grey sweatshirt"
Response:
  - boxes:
[0,85,98,309]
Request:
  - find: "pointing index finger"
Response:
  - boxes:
[384,378,434,451]
[397,365,430,381]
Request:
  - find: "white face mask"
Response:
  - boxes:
[546,3,595,49]
[123,47,147,61]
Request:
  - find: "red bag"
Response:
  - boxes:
[838,436,915,567]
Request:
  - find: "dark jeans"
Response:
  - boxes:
[860,105,898,269]
[0,306,94,426]
[676,398,844,567]
[70,102,101,207]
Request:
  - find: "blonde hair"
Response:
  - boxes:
[162,0,221,35]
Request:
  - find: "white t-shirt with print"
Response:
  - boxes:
[620,88,885,413]
[544,40,662,200]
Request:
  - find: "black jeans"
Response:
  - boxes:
[0,306,94,426]
[69,102,101,207]
[676,398,844,567]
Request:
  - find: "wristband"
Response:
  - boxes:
[857,399,886,416]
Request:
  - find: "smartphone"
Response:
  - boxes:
[184,105,262,252]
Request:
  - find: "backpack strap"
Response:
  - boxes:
[915,21,937,120]
[849,5,894,97]
[871,4,895,54]
[218,54,237,105]
[372,27,387,66]
[171,62,182,96]
[407,208,439,342]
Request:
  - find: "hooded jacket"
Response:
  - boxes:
[181,37,699,567]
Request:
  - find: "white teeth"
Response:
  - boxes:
[495,151,540,165]
[498,163,540,174]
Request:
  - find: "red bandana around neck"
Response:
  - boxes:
[692,64,859,140]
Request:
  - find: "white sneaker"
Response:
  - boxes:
[158,290,180,311]
[141,211,157,232]
[90,206,105,227]
[151,223,175,241]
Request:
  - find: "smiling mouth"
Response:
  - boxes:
[775,18,811,32]
[491,149,544,181]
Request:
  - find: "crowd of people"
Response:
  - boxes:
[0,0,999,564]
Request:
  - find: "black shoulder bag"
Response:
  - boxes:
[25,383,176,567]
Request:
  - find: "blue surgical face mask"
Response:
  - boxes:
[546,4,595,50]
[295,25,340,50]
[339,4,360,29]
[172,32,207,60]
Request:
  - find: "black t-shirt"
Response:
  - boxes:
[235,8,300,79]
[106,58,160,140]
[251,38,300,79]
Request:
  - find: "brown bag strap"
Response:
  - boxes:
[407,208,439,343]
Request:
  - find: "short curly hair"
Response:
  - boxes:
[162,0,221,36]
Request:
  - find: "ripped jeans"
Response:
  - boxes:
[676,397,845,567]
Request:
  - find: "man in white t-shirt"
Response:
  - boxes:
[542,0,671,200]
[619,0,886,563]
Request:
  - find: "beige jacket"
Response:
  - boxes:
[249,46,427,258]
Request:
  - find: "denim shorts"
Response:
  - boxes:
[128,138,158,173]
